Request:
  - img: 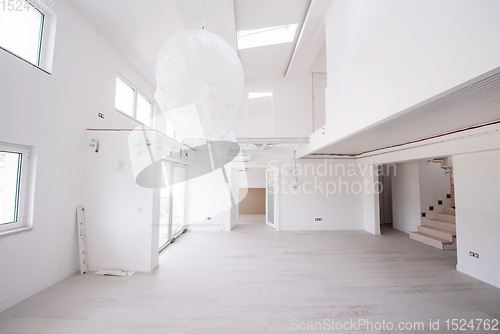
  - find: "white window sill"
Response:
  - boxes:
[0,227,34,237]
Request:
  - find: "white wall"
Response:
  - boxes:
[83,131,159,272]
[185,151,365,232]
[280,159,365,231]
[454,150,500,288]
[391,162,421,233]
[324,0,500,142]
[0,0,160,312]
[247,95,273,137]
[229,76,313,138]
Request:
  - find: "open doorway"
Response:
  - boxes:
[378,164,394,234]
[382,158,456,252]
[237,167,275,231]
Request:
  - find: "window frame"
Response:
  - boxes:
[114,74,155,129]
[0,143,32,234]
[0,0,57,74]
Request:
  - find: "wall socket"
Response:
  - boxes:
[469,251,479,258]
[206,217,212,220]
[315,218,322,221]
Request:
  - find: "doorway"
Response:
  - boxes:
[237,167,277,231]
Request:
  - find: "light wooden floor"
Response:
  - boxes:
[1,215,499,333]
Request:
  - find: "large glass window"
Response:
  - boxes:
[171,166,186,236]
[159,163,172,248]
[0,144,30,233]
[0,0,45,66]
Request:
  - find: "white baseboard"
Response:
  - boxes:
[0,266,79,314]
[457,264,500,289]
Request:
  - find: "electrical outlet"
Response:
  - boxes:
[469,251,479,258]
[429,206,434,211]
[315,218,322,221]
[438,200,443,205]
[206,217,212,220]
[421,212,426,218]
[447,194,451,199]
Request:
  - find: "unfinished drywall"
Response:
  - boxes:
[454,150,500,288]
[324,0,500,143]
[239,188,266,214]
[391,162,421,233]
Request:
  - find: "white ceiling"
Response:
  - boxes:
[65,0,314,86]
[235,0,311,79]
[65,0,184,86]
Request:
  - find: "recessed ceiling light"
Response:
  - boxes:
[237,24,298,50]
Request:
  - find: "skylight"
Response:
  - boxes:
[249,92,272,99]
[237,24,298,50]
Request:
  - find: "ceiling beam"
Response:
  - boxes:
[285,0,332,79]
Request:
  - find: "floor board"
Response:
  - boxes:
[1,215,499,333]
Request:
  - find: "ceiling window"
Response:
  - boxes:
[237,24,298,50]
[114,76,154,127]
[0,0,45,66]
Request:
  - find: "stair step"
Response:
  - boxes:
[417,225,455,242]
[409,232,452,250]
[443,207,455,216]
[425,219,456,233]
[434,213,456,223]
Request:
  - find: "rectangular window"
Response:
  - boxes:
[166,120,175,139]
[114,76,154,127]
[0,0,45,66]
[0,143,31,233]
[115,77,136,116]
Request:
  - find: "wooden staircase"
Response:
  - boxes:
[409,207,456,250]
[431,158,455,207]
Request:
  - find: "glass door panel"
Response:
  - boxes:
[171,166,186,237]
[159,162,173,249]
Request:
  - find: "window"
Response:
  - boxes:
[237,24,298,50]
[0,0,56,72]
[166,119,175,139]
[114,76,154,127]
[0,143,31,233]
[0,1,44,65]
